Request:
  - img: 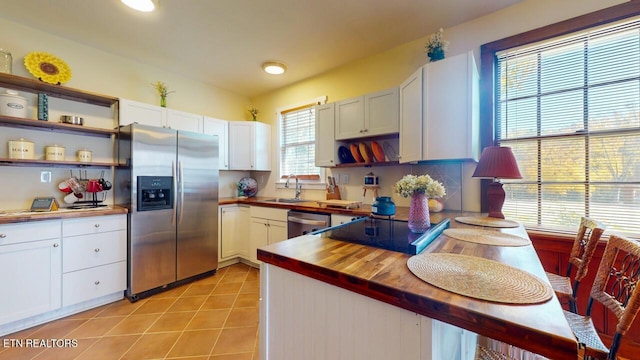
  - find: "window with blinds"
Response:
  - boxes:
[496,18,640,235]
[280,105,321,180]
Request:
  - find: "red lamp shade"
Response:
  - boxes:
[473,146,522,219]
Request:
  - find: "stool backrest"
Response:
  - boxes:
[567,217,606,282]
[587,234,640,357]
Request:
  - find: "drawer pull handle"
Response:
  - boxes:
[53,243,59,248]
[94,248,100,253]
[94,224,100,228]
[94,280,100,285]
[0,234,6,238]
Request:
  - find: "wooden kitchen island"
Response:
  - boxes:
[257,212,578,360]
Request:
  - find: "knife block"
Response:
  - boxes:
[326,185,341,200]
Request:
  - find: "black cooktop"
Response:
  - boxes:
[314,216,450,255]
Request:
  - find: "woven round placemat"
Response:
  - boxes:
[455,216,520,228]
[407,253,553,304]
[443,228,530,247]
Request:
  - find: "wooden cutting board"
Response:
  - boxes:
[316,199,361,209]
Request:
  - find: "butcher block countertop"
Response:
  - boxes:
[257,211,579,360]
[0,205,128,224]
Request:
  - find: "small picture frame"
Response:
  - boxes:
[30,197,59,212]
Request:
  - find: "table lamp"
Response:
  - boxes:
[472,146,522,219]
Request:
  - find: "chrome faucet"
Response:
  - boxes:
[285,174,302,199]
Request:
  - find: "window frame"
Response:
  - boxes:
[479,2,640,232]
[276,96,327,189]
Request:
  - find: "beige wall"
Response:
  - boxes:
[0,0,626,211]
[250,0,626,210]
[0,18,250,210]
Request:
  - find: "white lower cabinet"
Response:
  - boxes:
[62,215,126,307]
[0,221,61,326]
[331,213,358,226]
[261,264,479,360]
[249,207,288,264]
[219,204,250,261]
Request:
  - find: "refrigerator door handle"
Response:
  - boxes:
[172,161,177,225]
[178,160,185,224]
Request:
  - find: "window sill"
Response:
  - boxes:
[275,182,327,191]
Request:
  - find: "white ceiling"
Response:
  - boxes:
[0,0,523,97]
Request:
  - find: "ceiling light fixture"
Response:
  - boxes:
[121,0,156,12]
[262,62,287,75]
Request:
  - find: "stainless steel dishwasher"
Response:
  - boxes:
[287,210,331,238]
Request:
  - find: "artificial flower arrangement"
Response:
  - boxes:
[394,174,446,199]
[151,81,175,107]
[424,28,449,62]
[247,104,259,121]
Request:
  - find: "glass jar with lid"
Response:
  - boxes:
[0,48,12,74]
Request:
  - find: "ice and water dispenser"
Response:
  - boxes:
[137,176,173,211]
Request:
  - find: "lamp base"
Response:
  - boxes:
[486,181,506,219]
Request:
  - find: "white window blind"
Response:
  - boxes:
[280,105,321,180]
[496,18,640,236]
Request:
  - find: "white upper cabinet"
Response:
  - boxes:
[202,117,229,170]
[335,97,364,140]
[399,67,424,163]
[365,87,399,137]
[119,98,203,133]
[423,51,479,161]
[119,98,166,127]
[315,103,336,167]
[334,87,399,140]
[229,121,271,171]
[399,51,479,163]
[166,108,203,133]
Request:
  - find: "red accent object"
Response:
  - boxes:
[472,146,522,219]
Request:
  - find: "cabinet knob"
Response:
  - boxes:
[363,129,368,132]
[53,243,59,248]
[94,280,100,285]
[0,234,6,238]
[359,129,364,133]
[94,248,100,253]
[94,224,100,228]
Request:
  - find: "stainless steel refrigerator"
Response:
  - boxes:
[115,124,218,301]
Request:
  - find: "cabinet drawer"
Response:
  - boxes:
[62,215,126,237]
[63,230,126,272]
[0,220,60,246]
[250,206,289,222]
[62,261,126,307]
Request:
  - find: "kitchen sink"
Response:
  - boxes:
[261,198,309,204]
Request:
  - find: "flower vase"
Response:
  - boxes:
[160,97,167,108]
[428,48,445,62]
[408,192,430,233]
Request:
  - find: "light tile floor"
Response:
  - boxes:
[0,263,260,360]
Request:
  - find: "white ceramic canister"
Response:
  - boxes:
[45,144,65,161]
[0,90,27,118]
[8,138,34,159]
[77,149,92,162]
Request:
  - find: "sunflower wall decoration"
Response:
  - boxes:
[24,51,72,85]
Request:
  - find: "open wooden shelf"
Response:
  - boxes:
[335,160,400,168]
[0,115,117,137]
[0,158,117,168]
[0,73,118,107]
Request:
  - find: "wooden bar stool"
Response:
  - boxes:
[545,217,606,314]
[563,234,640,360]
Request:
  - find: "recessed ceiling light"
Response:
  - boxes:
[262,62,287,75]
[121,0,156,12]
